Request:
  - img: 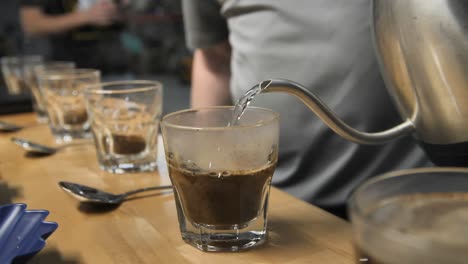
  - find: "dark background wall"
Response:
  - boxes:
[0,1,24,59]
[0,0,191,115]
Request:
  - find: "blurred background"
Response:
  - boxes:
[0,0,191,115]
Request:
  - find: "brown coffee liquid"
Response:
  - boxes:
[112,134,146,155]
[64,109,88,125]
[168,163,275,227]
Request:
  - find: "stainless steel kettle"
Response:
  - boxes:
[257,0,468,166]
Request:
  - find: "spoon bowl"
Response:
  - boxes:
[58,181,173,205]
[0,121,24,132]
[11,137,91,156]
[11,137,58,155]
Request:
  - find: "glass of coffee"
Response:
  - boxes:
[1,55,43,95]
[349,167,468,264]
[38,68,100,142]
[24,61,76,123]
[161,106,279,252]
[85,80,163,173]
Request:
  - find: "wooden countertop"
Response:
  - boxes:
[0,113,354,264]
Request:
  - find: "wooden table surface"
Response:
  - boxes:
[0,113,354,264]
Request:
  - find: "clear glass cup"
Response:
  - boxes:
[38,68,100,143]
[85,80,163,173]
[349,167,468,264]
[161,106,279,252]
[24,61,76,123]
[1,55,43,95]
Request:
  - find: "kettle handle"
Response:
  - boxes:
[261,79,415,145]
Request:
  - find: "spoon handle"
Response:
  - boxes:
[123,185,173,197]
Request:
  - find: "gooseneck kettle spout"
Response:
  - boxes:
[259,79,415,145]
[249,0,468,166]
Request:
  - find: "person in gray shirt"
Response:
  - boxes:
[182,0,431,218]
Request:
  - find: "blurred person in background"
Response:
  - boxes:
[182,0,432,219]
[20,0,128,73]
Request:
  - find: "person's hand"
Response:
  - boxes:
[80,0,119,26]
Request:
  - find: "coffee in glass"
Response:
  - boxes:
[85,80,163,173]
[161,106,279,252]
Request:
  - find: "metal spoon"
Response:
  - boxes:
[11,137,59,155]
[58,181,173,205]
[11,137,89,155]
[0,121,24,132]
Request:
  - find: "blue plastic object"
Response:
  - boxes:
[0,203,58,264]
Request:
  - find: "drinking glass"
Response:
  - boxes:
[161,106,279,252]
[24,61,75,122]
[38,69,100,142]
[85,80,163,173]
[349,167,468,264]
[1,55,43,95]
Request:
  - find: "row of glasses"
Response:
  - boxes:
[34,63,277,250]
[1,56,164,174]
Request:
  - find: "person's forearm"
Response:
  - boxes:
[191,42,232,108]
[20,7,88,36]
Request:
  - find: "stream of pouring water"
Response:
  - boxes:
[229,80,272,126]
